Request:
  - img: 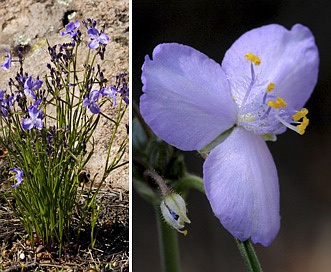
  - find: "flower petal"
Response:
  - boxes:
[88,39,99,49]
[1,49,11,70]
[140,43,237,151]
[98,33,109,44]
[222,24,319,110]
[22,119,34,130]
[35,119,43,130]
[87,28,99,38]
[203,127,280,246]
[89,101,100,114]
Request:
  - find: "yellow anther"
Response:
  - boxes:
[292,108,308,121]
[297,116,309,135]
[245,53,261,65]
[267,97,287,109]
[276,97,287,107]
[267,83,275,92]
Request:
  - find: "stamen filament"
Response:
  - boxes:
[239,54,310,137]
[241,63,256,107]
[275,114,309,135]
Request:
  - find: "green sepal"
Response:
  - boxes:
[199,126,235,154]
[261,133,277,142]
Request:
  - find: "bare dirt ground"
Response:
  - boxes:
[0,0,129,270]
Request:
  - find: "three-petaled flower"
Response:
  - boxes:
[100,86,118,106]
[83,87,120,114]
[24,76,43,99]
[22,102,44,130]
[60,20,80,38]
[0,89,14,117]
[1,49,12,70]
[87,28,109,49]
[140,24,319,246]
[83,90,102,114]
[10,168,24,188]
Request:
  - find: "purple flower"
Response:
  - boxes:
[1,49,12,70]
[24,76,43,99]
[22,105,44,130]
[100,86,118,106]
[118,85,129,105]
[83,90,102,114]
[140,24,319,246]
[60,20,80,38]
[10,168,24,188]
[114,73,129,104]
[87,28,109,49]
[0,89,14,117]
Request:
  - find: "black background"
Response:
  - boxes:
[133,1,331,271]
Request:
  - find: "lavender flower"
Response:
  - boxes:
[60,20,80,38]
[140,24,319,246]
[87,28,109,49]
[83,90,102,114]
[114,73,129,104]
[22,104,44,130]
[24,76,43,99]
[0,89,14,117]
[100,86,117,106]
[118,84,129,105]
[10,168,24,188]
[1,49,12,70]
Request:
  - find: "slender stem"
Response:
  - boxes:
[155,206,181,272]
[235,239,263,272]
[144,169,170,196]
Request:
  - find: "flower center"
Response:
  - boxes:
[237,53,309,136]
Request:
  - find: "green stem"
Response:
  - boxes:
[235,239,263,272]
[155,206,181,272]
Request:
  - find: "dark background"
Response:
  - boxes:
[132,0,331,271]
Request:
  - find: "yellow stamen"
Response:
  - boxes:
[297,116,309,135]
[267,97,287,109]
[245,53,261,65]
[267,82,275,92]
[292,108,308,121]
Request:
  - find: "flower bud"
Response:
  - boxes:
[160,193,191,235]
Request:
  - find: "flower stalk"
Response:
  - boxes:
[156,205,181,272]
[235,239,263,272]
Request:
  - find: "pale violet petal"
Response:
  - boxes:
[140,43,237,151]
[22,119,33,130]
[88,39,99,49]
[222,24,319,110]
[203,127,280,246]
[35,119,43,130]
[98,33,109,44]
[87,28,99,38]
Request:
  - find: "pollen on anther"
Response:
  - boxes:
[245,53,261,65]
[267,97,287,109]
[292,108,308,121]
[267,83,275,92]
[297,116,309,135]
